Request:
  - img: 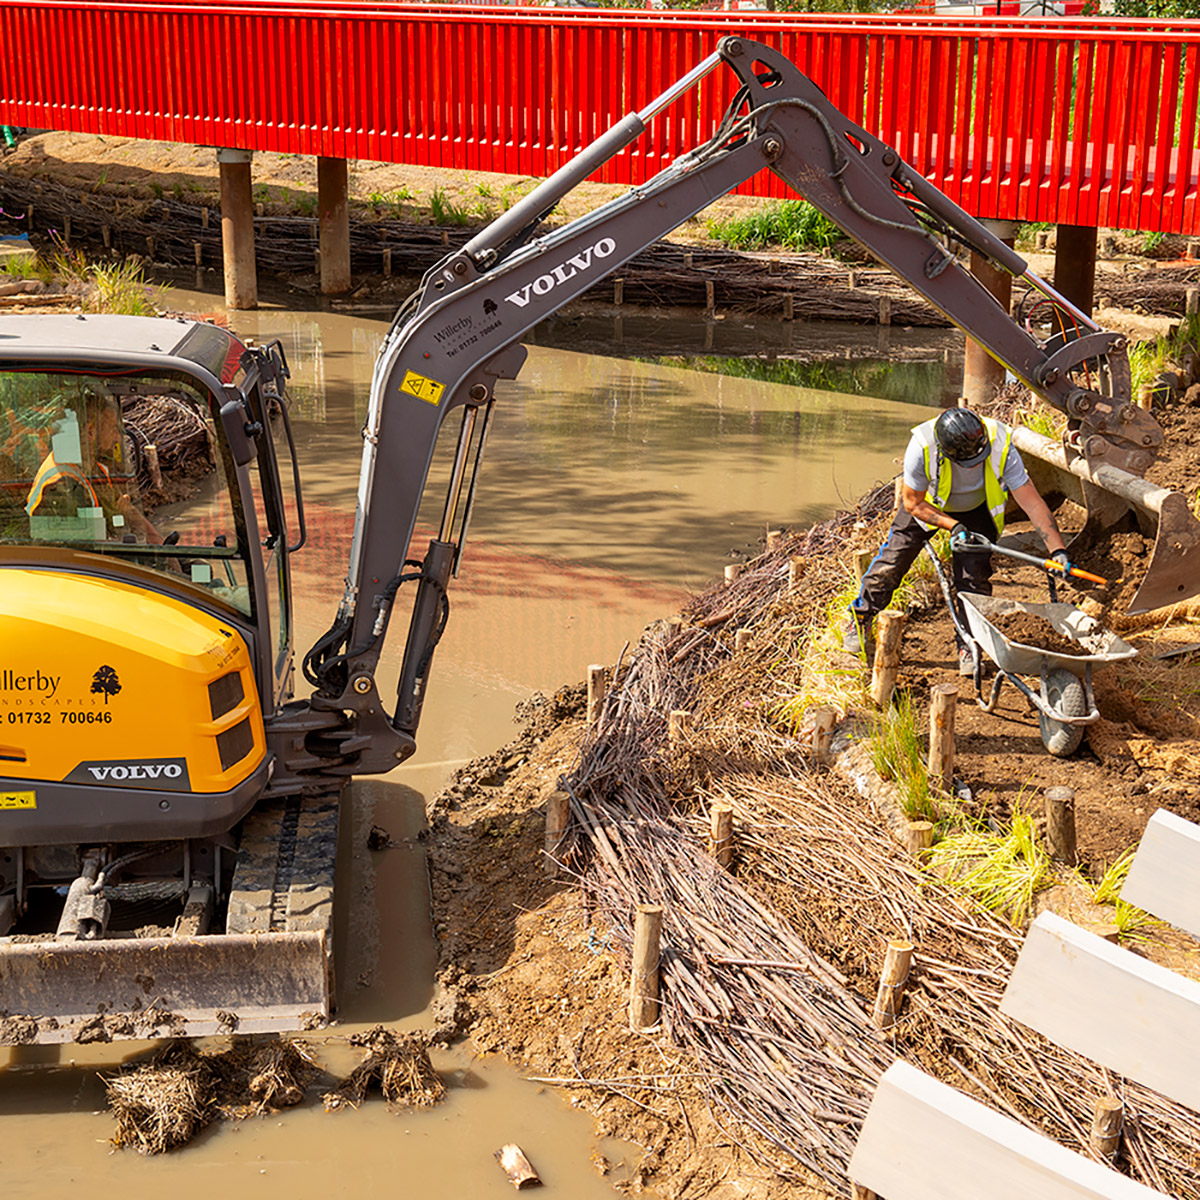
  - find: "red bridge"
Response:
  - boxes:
[1,3,1198,235]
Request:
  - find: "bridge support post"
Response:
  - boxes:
[217,148,257,310]
[317,156,351,295]
[1052,224,1097,317]
[961,219,1018,406]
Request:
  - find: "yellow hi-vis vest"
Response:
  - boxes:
[911,415,1013,536]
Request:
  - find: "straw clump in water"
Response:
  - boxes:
[323,1026,445,1112]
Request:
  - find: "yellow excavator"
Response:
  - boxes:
[0,37,1195,1044]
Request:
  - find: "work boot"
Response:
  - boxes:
[842,614,870,655]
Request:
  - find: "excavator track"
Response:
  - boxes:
[0,791,342,1046]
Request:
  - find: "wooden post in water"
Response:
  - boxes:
[143,444,163,492]
[871,938,913,1030]
[544,789,569,878]
[1090,1096,1123,1160]
[812,707,836,764]
[709,803,734,869]
[928,683,958,794]
[587,664,606,725]
[1044,786,1078,866]
[629,904,664,1031]
[870,611,906,707]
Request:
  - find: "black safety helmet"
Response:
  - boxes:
[934,407,989,464]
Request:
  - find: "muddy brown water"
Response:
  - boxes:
[0,287,943,1195]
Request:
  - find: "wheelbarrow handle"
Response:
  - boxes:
[952,535,1108,586]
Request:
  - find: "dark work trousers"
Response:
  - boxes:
[850,502,998,639]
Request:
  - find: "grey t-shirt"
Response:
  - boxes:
[903,432,1029,513]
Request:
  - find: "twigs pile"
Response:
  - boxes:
[107,1038,317,1154]
[322,1027,445,1112]
[124,395,214,499]
[562,493,1200,1195]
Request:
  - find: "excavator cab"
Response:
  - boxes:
[0,315,333,1043]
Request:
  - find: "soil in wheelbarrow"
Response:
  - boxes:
[987,610,1091,657]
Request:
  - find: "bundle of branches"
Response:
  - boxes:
[562,485,1200,1195]
[106,1038,317,1154]
[322,1027,445,1112]
[124,394,214,499]
[0,172,947,321]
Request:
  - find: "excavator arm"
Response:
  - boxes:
[295,36,1197,775]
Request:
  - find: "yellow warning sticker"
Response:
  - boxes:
[400,370,446,407]
[0,791,35,810]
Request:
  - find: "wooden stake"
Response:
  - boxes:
[928,682,958,794]
[193,241,203,266]
[735,628,752,653]
[1090,1096,1123,1160]
[613,277,624,306]
[441,229,450,245]
[847,270,858,289]
[544,789,569,878]
[783,293,794,321]
[787,557,805,592]
[629,904,664,1031]
[904,820,934,860]
[1044,786,1077,866]
[669,709,692,745]
[382,246,392,276]
[587,664,606,725]
[705,279,715,312]
[709,803,734,869]
[143,443,163,491]
[768,258,780,276]
[495,1143,541,1189]
[724,563,741,585]
[854,547,874,583]
[765,529,782,551]
[1187,287,1200,317]
[878,294,892,326]
[26,204,33,230]
[870,610,906,708]
[812,707,836,765]
[201,206,210,230]
[256,201,264,217]
[101,225,111,248]
[871,938,913,1030]
[893,475,903,510]
[63,214,71,243]
[683,251,693,269]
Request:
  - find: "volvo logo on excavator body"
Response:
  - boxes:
[504,238,617,308]
[64,757,192,791]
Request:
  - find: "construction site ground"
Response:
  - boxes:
[5,135,1200,1196]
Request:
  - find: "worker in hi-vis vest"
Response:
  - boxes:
[843,407,1070,674]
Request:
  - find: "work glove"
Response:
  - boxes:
[1050,549,1072,573]
[949,523,982,551]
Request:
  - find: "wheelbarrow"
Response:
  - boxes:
[923,545,1137,757]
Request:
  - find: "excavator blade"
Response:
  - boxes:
[1012,426,1200,614]
[0,931,330,1045]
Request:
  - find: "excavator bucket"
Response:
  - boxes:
[0,931,329,1045]
[1011,426,1200,614]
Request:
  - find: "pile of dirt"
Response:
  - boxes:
[989,609,1090,656]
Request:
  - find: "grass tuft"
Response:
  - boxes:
[1089,848,1163,943]
[928,810,1053,925]
[707,200,840,253]
[869,689,940,823]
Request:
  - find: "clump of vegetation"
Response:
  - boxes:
[869,689,941,823]
[928,809,1054,925]
[708,199,841,253]
[429,185,474,227]
[1128,314,1200,397]
[50,243,159,315]
[1089,848,1163,943]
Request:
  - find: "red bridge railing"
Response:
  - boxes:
[1,4,1198,233]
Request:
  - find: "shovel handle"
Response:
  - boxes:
[953,536,1108,586]
[1060,563,1108,586]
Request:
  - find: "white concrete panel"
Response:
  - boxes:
[1121,808,1200,939]
[1000,911,1200,1112]
[850,1060,1164,1200]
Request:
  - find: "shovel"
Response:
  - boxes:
[952,533,1108,586]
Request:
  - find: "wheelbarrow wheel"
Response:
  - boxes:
[1039,668,1087,757]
